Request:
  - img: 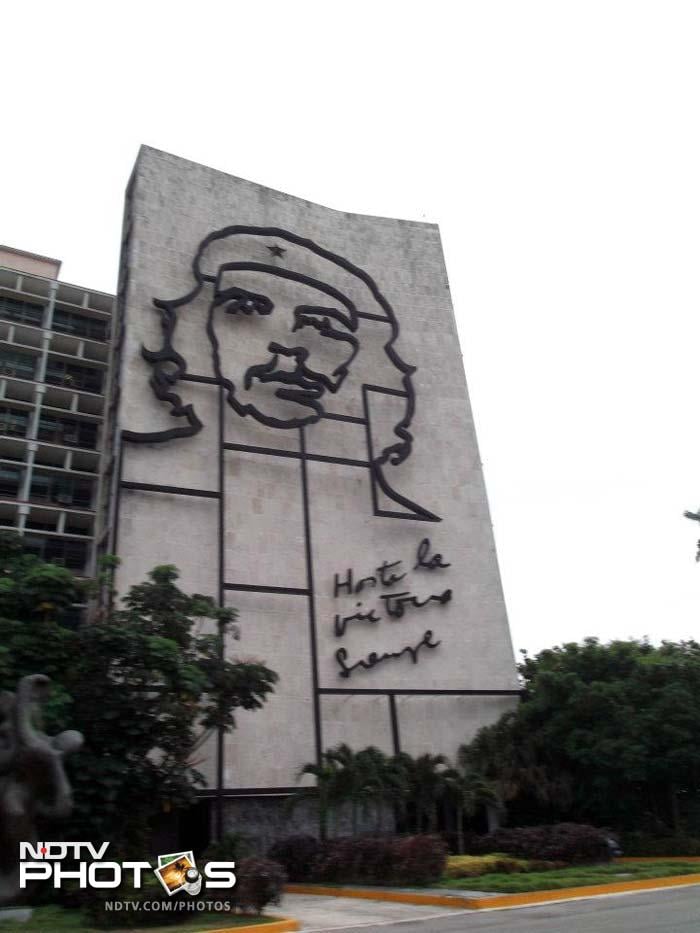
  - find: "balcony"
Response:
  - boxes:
[0,407,29,439]
[37,414,98,451]
[0,295,44,328]
[22,532,90,573]
[30,472,94,511]
[0,349,37,382]
[0,404,100,452]
[0,315,110,366]
[45,359,104,395]
[33,443,99,474]
[52,307,109,343]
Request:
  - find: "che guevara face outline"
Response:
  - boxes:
[207,262,360,430]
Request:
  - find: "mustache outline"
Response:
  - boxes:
[243,353,327,418]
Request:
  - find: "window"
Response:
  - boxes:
[45,359,103,394]
[0,467,21,497]
[29,474,50,501]
[30,473,93,508]
[0,407,29,438]
[52,309,108,342]
[37,414,97,449]
[26,518,58,533]
[23,535,88,572]
[0,350,36,381]
[0,296,44,328]
[64,523,90,537]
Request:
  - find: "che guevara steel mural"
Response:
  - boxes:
[123,226,440,524]
[119,225,457,770]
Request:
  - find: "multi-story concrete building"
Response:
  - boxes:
[109,147,519,844]
[0,245,114,578]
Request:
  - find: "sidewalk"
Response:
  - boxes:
[279,893,467,932]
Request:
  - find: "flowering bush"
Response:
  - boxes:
[235,856,286,914]
[466,824,612,864]
[267,834,321,882]
[392,835,448,885]
[311,834,447,885]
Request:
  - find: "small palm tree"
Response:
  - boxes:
[398,752,452,832]
[354,746,395,832]
[292,754,341,840]
[449,746,503,852]
[326,743,366,835]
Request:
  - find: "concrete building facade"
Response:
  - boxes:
[0,246,114,581]
[108,146,519,840]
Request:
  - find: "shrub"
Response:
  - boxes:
[392,835,448,885]
[312,837,358,882]
[466,824,612,864]
[202,831,251,864]
[621,833,700,857]
[312,834,447,886]
[445,854,567,879]
[235,856,286,914]
[267,834,321,882]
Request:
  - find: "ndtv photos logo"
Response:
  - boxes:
[19,842,236,895]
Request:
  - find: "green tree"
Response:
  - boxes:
[0,534,83,730]
[0,537,278,852]
[70,564,277,849]
[464,638,700,833]
[0,530,83,623]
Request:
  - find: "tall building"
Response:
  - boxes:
[0,245,114,578]
[109,146,519,844]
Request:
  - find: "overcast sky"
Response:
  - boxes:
[3,1,700,656]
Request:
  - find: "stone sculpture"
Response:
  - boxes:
[0,674,83,904]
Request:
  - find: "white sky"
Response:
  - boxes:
[3,1,700,657]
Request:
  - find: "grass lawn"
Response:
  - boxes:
[438,859,700,893]
[0,904,280,932]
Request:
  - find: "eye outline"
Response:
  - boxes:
[292,305,360,379]
[214,286,274,316]
[292,305,355,335]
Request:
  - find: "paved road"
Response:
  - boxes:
[285,885,700,932]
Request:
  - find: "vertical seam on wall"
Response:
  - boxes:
[299,425,323,766]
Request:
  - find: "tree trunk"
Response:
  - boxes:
[669,783,680,833]
[456,810,464,855]
[319,791,328,841]
[429,803,438,833]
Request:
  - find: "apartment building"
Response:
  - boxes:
[0,245,114,577]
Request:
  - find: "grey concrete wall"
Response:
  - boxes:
[115,146,519,793]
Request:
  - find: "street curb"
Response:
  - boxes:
[285,884,475,908]
[462,873,700,909]
[616,856,700,863]
[286,873,700,910]
[204,919,300,933]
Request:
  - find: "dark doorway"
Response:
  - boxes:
[178,798,212,857]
